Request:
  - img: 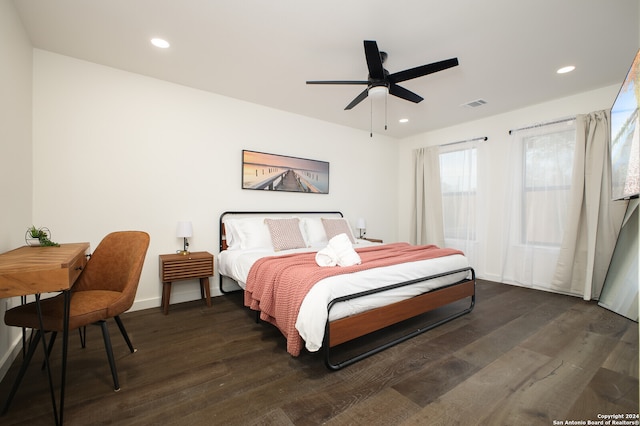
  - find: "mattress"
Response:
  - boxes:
[218,243,470,353]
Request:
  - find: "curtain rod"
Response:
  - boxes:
[440,136,487,147]
[508,116,576,135]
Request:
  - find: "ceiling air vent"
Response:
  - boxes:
[462,99,488,108]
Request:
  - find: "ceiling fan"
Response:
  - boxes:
[306,40,459,110]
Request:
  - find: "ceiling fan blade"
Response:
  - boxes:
[364,40,385,80]
[388,57,459,83]
[345,88,369,110]
[306,80,369,85]
[389,84,423,103]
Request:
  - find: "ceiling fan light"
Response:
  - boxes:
[369,86,388,98]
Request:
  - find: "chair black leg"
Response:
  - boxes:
[39,327,84,371]
[2,330,42,415]
[48,331,57,355]
[40,325,86,369]
[98,320,120,392]
[114,316,136,353]
[79,326,86,348]
[41,331,58,371]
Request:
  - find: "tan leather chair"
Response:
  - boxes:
[4,231,150,392]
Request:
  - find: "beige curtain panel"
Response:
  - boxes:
[411,146,445,247]
[551,110,628,300]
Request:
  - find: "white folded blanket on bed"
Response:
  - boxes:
[315,246,338,267]
[315,233,361,267]
[331,233,361,267]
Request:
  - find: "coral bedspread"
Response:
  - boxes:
[244,242,463,356]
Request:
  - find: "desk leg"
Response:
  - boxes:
[2,296,61,425]
[35,294,60,425]
[59,290,70,425]
[1,330,42,416]
[20,295,26,359]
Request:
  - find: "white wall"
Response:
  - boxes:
[396,85,621,282]
[31,50,399,311]
[0,1,33,380]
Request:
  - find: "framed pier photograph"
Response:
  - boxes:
[242,150,330,194]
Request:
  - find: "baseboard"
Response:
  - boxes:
[129,288,222,313]
[0,334,23,383]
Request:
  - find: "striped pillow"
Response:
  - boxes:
[265,218,307,251]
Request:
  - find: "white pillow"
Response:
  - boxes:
[222,218,240,250]
[301,217,328,246]
[225,217,273,250]
[321,218,356,244]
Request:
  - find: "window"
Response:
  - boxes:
[522,127,575,245]
[439,147,477,241]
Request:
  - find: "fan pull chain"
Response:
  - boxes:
[370,95,373,137]
[385,91,388,131]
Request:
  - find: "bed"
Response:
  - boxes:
[218,211,475,370]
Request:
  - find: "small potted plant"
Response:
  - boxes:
[25,226,59,247]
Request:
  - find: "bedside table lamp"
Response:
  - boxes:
[176,221,192,255]
[356,218,366,239]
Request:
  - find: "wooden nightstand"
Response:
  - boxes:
[362,237,383,243]
[159,251,214,315]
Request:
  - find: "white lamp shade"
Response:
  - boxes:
[176,221,193,238]
[356,218,366,230]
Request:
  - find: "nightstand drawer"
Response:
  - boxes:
[159,252,213,282]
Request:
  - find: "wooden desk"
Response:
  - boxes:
[0,242,90,425]
[0,243,90,297]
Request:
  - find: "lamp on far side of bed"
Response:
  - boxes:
[356,218,366,239]
[176,221,192,255]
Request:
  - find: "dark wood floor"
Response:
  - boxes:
[0,280,637,425]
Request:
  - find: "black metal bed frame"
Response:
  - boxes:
[217,211,476,370]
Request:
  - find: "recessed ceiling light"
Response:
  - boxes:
[557,65,575,74]
[399,118,409,123]
[151,38,170,48]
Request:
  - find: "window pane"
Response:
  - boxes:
[522,128,575,245]
[440,149,477,193]
[440,148,477,240]
[524,130,575,189]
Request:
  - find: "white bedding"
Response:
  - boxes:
[218,242,470,353]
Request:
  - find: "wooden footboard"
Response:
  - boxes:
[324,268,475,370]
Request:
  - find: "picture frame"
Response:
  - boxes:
[242,150,329,194]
